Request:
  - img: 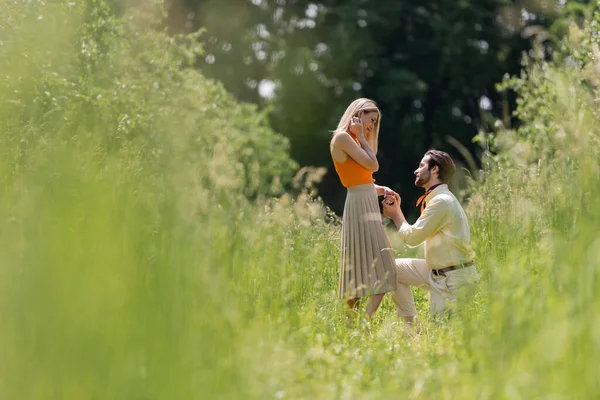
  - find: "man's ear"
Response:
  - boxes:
[431,165,440,177]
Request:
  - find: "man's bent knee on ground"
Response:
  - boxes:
[391,258,479,318]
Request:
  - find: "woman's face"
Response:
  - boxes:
[358,109,379,134]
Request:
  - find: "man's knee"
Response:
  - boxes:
[394,258,431,290]
[394,258,413,270]
[393,258,417,282]
[391,283,417,318]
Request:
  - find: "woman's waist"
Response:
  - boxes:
[347,183,376,192]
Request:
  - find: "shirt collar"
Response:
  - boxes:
[426,183,446,200]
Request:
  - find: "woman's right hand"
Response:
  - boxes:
[349,116,365,139]
[333,115,379,171]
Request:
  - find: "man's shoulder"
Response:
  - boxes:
[430,191,455,204]
[430,190,462,211]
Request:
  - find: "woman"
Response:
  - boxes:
[330,98,397,318]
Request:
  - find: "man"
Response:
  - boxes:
[382,150,479,319]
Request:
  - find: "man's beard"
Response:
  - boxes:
[415,171,431,188]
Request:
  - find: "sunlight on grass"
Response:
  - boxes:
[0,1,599,399]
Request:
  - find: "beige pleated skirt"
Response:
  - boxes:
[338,183,397,299]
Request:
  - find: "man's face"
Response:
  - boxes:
[414,156,433,188]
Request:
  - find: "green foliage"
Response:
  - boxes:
[170,0,593,215]
[0,0,297,200]
[464,14,600,397]
[2,0,600,399]
[0,2,301,397]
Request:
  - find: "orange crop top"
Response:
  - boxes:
[331,132,375,188]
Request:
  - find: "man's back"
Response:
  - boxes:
[398,184,475,268]
[425,186,474,268]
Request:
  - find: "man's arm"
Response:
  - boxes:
[383,195,449,247]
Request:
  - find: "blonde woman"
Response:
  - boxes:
[330,98,412,319]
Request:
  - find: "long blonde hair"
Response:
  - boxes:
[333,98,381,153]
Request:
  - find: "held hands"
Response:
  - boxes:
[382,189,400,206]
[382,190,401,219]
[382,187,395,200]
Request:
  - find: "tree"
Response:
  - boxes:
[166,0,587,215]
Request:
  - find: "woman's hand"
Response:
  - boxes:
[383,187,395,199]
[349,116,368,144]
[375,185,393,197]
[383,191,401,207]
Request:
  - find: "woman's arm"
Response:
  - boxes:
[374,184,392,196]
[331,133,379,171]
[331,116,379,171]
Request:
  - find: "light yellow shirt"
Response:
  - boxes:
[398,184,475,269]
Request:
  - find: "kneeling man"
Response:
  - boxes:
[383,150,479,319]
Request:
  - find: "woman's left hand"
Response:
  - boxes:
[383,187,394,199]
[383,191,400,207]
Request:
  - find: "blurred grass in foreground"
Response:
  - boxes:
[0,1,599,399]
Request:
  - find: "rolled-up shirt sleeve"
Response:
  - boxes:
[398,197,449,247]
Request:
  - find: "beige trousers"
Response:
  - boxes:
[390,258,479,317]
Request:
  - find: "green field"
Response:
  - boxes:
[1,1,599,398]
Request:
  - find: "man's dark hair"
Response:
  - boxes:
[425,150,456,183]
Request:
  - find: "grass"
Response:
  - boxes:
[1,1,599,399]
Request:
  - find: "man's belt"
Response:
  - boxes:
[432,261,474,276]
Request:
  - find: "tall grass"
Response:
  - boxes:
[1,1,600,399]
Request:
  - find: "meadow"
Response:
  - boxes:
[0,1,599,398]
